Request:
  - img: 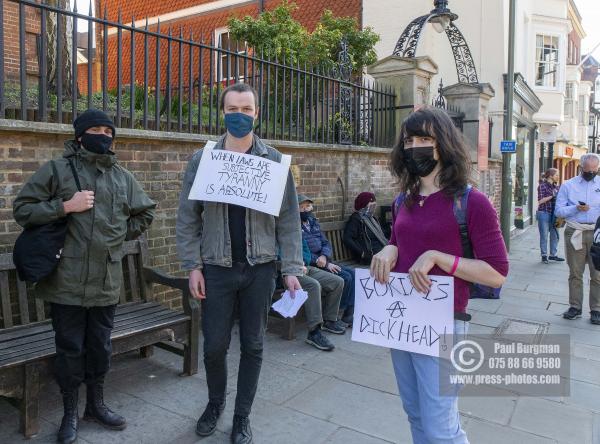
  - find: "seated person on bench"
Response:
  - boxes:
[298,236,346,351]
[298,194,355,326]
[343,192,387,265]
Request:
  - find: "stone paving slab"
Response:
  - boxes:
[284,376,410,443]
[323,428,393,444]
[463,417,558,444]
[458,387,518,425]
[299,347,398,395]
[509,397,595,444]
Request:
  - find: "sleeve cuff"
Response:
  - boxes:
[54,198,66,218]
[182,261,203,271]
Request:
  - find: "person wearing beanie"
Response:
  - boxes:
[13,108,156,444]
[343,192,388,265]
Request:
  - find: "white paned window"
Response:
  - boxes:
[536,34,559,88]
[215,29,246,81]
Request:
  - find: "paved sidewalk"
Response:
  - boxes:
[2,227,600,443]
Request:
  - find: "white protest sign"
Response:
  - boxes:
[188,141,292,216]
[351,268,454,357]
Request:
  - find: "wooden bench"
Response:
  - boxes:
[271,220,362,340]
[0,237,200,438]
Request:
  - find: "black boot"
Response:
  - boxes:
[231,414,253,444]
[196,402,225,436]
[83,382,127,430]
[57,390,78,444]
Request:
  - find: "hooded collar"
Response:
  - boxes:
[63,140,117,171]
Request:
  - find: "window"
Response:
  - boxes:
[578,95,588,126]
[215,29,246,81]
[536,34,559,88]
[565,83,574,118]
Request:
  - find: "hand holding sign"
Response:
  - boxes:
[352,268,454,357]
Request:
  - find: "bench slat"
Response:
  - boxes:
[0,329,54,351]
[16,279,29,324]
[113,305,173,325]
[112,310,187,333]
[0,254,14,272]
[0,305,181,351]
[1,273,13,328]
[112,313,189,340]
[0,310,189,368]
[119,281,127,305]
[127,255,140,302]
[0,340,55,363]
[0,302,163,343]
[35,299,45,322]
[0,312,183,361]
[122,240,141,256]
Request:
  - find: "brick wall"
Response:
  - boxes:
[0,121,394,309]
[2,0,42,82]
[478,159,502,215]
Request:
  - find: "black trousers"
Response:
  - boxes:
[50,303,116,392]
[201,261,276,417]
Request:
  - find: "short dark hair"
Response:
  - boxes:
[220,82,259,110]
[390,106,472,207]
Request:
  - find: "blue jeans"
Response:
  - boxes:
[537,210,558,257]
[391,320,470,444]
[330,265,354,311]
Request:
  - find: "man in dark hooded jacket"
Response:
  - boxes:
[13,109,156,444]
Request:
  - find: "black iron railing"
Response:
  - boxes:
[0,0,397,147]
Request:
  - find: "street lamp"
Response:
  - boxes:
[429,0,457,33]
[393,0,478,84]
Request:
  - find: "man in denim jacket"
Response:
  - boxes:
[176,83,303,444]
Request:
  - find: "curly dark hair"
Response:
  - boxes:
[390,106,472,208]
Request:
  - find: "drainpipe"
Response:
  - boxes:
[500,0,516,250]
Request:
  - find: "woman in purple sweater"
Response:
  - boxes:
[371,107,509,443]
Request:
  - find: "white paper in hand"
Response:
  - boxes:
[271,290,308,318]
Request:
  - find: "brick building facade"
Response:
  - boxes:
[97,0,362,93]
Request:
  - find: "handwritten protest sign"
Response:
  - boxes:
[188,141,292,216]
[351,268,454,357]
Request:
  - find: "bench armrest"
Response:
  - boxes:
[142,267,200,317]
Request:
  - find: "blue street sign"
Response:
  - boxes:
[500,140,517,153]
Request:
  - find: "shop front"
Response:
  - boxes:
[505,74,543,230]
[553,143,587,182]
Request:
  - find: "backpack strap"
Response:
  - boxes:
[66,157,82,192]
[453,185,473,259]
[392,192,407,222]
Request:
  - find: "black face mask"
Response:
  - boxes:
[402,146,438,177]
[300,211,310,222]
[582,171,597,182]
[81,133,113,155]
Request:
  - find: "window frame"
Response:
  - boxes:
[214,27,247,82]
[535,33,561,91]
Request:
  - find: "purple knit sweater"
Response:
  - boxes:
[390,188,509,313]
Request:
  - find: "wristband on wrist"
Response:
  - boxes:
[450,256,460,276]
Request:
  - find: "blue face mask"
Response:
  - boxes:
[224,112,255,138]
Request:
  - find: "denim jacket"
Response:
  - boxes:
[176,134,303,276]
